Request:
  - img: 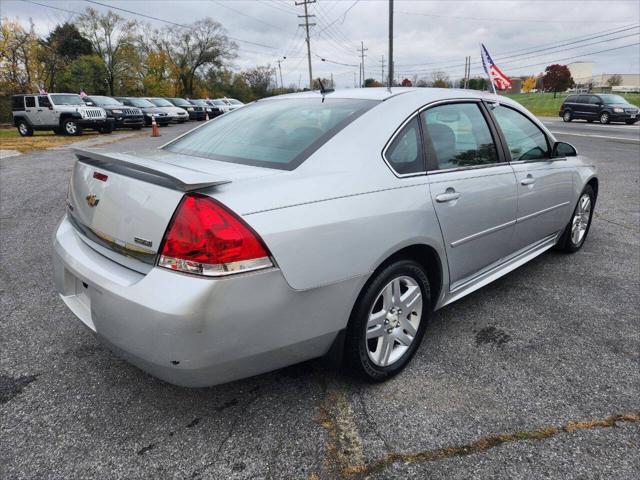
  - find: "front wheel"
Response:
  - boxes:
[562,110,572,122]
[62,119,82,136]
[625,120,637,125]
[557,185,595,253]
[99,124,113,134]
[17,121,33,137]
[599,112,610,124]
[344,259,430,382]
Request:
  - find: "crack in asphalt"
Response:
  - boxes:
[340,412,640,478]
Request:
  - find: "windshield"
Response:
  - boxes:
[50,94,85,106]
[148,98,173,107]
[163,98,377,170]
[212,100,225,105]
[125,98,155,108]
[191,100,208,106]
[228,99,243,105]
[169,98,192,106]
[88,96,122,107]
[599,94,629,105]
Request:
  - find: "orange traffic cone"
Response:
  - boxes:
[151,115,160,137]
[205,111,209,121]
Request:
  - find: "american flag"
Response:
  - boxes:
[481,44,512,91]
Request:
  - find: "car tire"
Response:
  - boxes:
[62,119,82,136]
[562,110,572,122]
[599,112,610,124]
[343,259,430,382]
[132,126,142,130]
[625,120,636,125]
[17,120,33,137]
[99,124,113,134]
[557,185,595,253]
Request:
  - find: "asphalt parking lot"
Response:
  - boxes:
[1,118,639,479]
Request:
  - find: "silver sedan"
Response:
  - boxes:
[53,88,598,387]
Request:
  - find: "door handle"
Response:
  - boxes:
[435,189,462,203]
[37,109,43,112]
[521,175,536,186]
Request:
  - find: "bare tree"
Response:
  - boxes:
[76,8,137,95]
[606,74,623,88]
[243,65,275,99]
[158,18,236,96]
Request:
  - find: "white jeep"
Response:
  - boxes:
[11,93,114,136]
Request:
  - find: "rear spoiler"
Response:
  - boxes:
[73,148,230,192]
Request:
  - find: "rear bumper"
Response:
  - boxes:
[53,215,355,387]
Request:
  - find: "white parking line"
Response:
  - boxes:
[549,131,640,142]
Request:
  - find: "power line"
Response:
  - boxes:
[209,1,282,30]
[21,0,77,15]
[396,9,632,24]
[83,0,278,50]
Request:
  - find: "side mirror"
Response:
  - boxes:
[552,141,577,158]
[48,105,53,110]
[86,102,94,106]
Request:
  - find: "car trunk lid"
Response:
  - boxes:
[67,148,232,273]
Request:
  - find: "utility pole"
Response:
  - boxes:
[330,72,334,88]
[353,71,357,88]
[379,55,385,84]
[463,56,468,89]
[357,41,368,87]
[388,0,394,88]
[296,0,316,90]
[276,57,286,91]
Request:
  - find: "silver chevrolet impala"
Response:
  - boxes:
[53,88,598,387]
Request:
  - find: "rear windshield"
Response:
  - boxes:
[148,98,173,107]
[50,94,84,105]
[163,98,377,170]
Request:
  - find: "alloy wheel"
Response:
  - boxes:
[366,275,422,367]
[563,111,571,122]
[65,121,77,135]
[18,123,28,135]
[571,194,591,245]
[600,113,609,124]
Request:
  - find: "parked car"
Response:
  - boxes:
[144,97,189,123]
[115,97,172,127]
[190,99,223,118]
[225,98,245,110]
[165,98,206,121]
[560,93,639,124]
[83,95,144,130]
[11,93,112,136]
[208,98,231,114]
[53,88,598,387]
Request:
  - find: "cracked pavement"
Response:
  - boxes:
[1,120,639,479]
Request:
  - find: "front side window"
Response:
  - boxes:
[492,105,549,161]
[37,96,51,108]
[25,96,36,108]
[164,98,377,170]
[384,117,424,175]
[589,96,601,105]
[421,103,498,170]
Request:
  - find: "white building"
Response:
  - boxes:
[567,62,594,87]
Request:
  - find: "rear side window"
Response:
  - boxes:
[38,96,51,108]
[164,98,377,170]
[421,102,498,170]
[25,96,36,108]
[564,96,577,103]
[384,117,424,175]
[11,96,25,111]
[492,105,549,161]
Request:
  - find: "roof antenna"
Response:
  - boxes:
[317,78,334,102]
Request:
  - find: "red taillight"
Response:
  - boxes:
[158,193,273,276]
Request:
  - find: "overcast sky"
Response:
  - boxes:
[3,0,639,88]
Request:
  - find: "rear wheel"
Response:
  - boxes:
[62,118,82,136]
[17,121,33,137]
[562,110,572,122]
[557,185,595,253]
[344,259,430,382]
[599,112,610,124]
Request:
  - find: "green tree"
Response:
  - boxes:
[364,78,382,87]
[542,64,574,98]
[39,22,93,91]
[57,54,108,94]
[158,18,236,96]
[76,8,138,95]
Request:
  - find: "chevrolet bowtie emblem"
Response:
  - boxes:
[86,194,100,207]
